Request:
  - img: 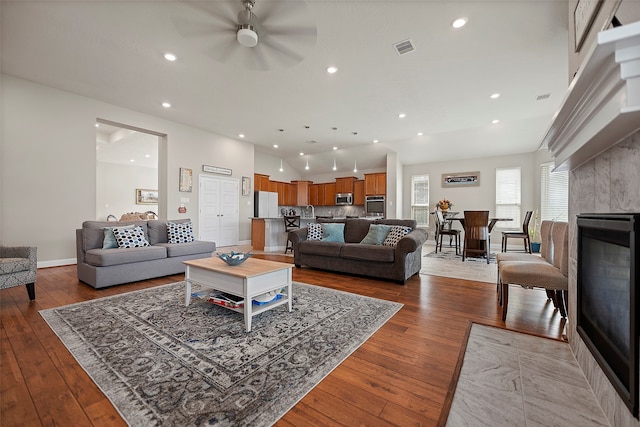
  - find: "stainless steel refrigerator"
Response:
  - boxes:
[254,191,279,218]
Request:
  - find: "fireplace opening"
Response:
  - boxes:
[577,214,638,417]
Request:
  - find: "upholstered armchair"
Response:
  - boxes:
[0,246,37,300]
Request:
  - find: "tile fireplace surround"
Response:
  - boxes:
[542,22,640,426]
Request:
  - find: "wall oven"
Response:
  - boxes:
[365,195,385,216]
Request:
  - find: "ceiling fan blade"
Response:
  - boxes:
[262,24,317,38]
[180,0,238,28]
[258,35,305,66]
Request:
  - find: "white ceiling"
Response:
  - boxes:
[1,0,570,176]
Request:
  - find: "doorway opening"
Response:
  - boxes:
[95,119,165,221]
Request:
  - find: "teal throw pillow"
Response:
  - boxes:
[321,223,345,243]
[102,224,135,249]
[360,224,392,245]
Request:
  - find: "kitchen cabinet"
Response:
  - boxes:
[364,173,386,196]
[335,176,357,194]
[309,183,324,206]
[292,180,312,206]
[323,182,336,206]
[268,180,277,192]
[254,174,270,192]
[275,182,286,205]
[286,183,296,205]
[353,180,365,205]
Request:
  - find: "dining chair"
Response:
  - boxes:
[284,215,301,254]
[501,210,533,253]
[435,210,460,255]
[462,210,490,264]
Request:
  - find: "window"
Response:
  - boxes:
[411,175,430,226]
[541,162,568,221]
[496,167,521,228]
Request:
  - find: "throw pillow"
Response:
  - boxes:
[112,225,150,248]
[360,224,392,245]
[322,223,345,243]
[383,225,412,247]
[307,223,323,241]
[167,221,195,244]
[102,224,135,249]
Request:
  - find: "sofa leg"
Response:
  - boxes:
[26,283,35,300]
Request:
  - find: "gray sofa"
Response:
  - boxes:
[76,219,216,289]
[288,218,427,283]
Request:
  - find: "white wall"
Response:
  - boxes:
[1,75,255,264]
[402,151,553,239]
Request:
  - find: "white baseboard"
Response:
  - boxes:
[38,258,77,268]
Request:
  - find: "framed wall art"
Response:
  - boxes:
[202,165,232,175]
[179,167,193,192]
[574,0,603,52]
[242,176,251,196]
[136,189,158,205]
[442,171,480,187]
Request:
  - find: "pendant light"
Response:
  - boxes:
[304,126,310,171]
[331,127,338,171]
[278,129,284,172]
[305,156,310,170]
[352,131,358,173]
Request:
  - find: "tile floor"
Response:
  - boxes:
[446,324,609,427]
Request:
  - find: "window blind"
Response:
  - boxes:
[411,175,430,226]
[541,162,568,221]
[495,167,521,228]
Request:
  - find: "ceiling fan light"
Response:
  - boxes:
[237,26,258,47]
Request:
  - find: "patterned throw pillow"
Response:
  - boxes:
[167,221,195,244]
[112,225,150,248]
[360,224,392,245]
[102,224,135,249]
[307,223,323,241]
[383,225,412,247]
[321,223,345,243]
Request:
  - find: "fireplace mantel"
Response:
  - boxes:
[541,21,640,171]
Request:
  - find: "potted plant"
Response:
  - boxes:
[529,211,541,253]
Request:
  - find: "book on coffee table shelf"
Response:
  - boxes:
[192,291,245,309]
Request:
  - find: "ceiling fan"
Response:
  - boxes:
[175,0,317,71]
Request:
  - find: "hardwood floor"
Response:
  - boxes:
[0,255,567,426]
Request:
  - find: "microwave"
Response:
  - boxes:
[335,193,353,205]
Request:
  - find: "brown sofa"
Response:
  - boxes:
[288,218,427,283]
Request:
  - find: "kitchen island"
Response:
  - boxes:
[251,217,317,252]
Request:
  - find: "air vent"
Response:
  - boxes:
[393,39,415,56]
[536,93,551,101]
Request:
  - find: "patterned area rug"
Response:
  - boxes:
[40,282,402,426]
[421,249,498,284]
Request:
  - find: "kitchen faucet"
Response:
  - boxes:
[306,205,315,218]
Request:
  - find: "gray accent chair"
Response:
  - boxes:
[0,246,37,300]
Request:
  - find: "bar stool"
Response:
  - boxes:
[284,215,301,254]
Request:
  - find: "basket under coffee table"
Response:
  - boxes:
[183,257,293,332]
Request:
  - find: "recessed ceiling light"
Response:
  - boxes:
[95,123,99,127]
[145,154,151,158]
[273,144,278,148]
[333,146,338,150]
[417,132,423,136]
[373,139,379,143]
[162,102,171,108]
[490,93,500,99]
[327,66,338,74]
[164,53,177,61]
[398,113,406,119]
[492,119,500,124]
[238,134,245,138]
[299,152,304,156]
[130,159,135,163]
[452,17,467,28]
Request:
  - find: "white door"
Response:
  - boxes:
[199,176,239,246]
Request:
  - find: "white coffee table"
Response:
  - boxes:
[184,257,293,332]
